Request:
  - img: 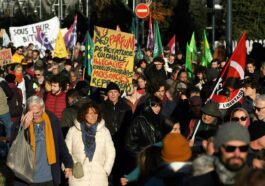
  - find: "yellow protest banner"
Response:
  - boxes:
[90,26,135,91]
[53,29,68,58]
[0,48,13,66]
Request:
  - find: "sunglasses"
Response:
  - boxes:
[231,116,247,122]
[254,106,265,112]
[35,74,41,76]
[222,145,249,153]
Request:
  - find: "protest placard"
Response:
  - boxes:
[0,48,12,66]
[9,17,60,49]
[90,26,135,91]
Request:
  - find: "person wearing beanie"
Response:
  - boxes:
[185,122,250,186]
[123,131,192,186]
[161,133,192,163]
[143,133,192,186]
[99,81,132,185]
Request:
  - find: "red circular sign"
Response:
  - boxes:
[135,3,150,19]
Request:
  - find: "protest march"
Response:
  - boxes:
[0,7,265,186]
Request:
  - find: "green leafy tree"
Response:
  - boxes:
[231,0,265,39]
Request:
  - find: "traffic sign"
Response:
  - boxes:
[135,3,150,19]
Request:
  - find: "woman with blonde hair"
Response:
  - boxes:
[230,107,251,128]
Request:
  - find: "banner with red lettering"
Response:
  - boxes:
[0,48,13,66]
[90,26,135,91]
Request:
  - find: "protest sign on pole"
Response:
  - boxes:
[0,48,13,66]
[9,17,60,49]
[90,26,135,92]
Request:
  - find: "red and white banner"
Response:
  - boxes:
[209,32,246,109]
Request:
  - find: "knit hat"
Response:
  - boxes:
[248,120,265,141]
[214,122,250,150]
[201,101,222,118]
[161,133,192,163]
[106,82,120,93]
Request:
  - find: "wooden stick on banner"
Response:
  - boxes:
[82,67,85,80]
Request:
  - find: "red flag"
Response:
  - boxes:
[167,35,176,54]
[209,32,246,109]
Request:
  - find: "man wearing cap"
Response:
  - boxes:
[100,82,132,185]
[185,122,250,186]
[187,101,222,156]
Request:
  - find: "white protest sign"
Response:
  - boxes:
[9,17,60,49]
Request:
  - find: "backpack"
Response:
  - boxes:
[8,87,23,117]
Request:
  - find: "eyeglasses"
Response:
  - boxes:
[222,145,249,153]
[35,74,41,76]
[231,116,247,122]
[254,106,265,112]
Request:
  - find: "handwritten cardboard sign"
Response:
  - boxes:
[90,26,135,91]
[0,48,12,66]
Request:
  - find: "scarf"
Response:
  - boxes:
[81,122,97,161]
[13,72,23,83]
[29,112,56,165]
[214,158,237,185]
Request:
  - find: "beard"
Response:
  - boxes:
[223,157,245,171]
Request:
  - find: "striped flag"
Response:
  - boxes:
[64,15,77,49]
[147,16,154,49]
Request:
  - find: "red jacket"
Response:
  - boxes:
[45,91,66,120]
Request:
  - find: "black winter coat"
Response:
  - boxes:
[100,98,132,138]
[125,109,162,159]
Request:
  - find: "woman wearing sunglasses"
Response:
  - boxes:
[230,107,251,128]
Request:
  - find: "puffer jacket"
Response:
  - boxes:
[65,119,115,186]
[45,91,66,120]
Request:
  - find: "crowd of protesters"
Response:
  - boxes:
[0,40,265,186]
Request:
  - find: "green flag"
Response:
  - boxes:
[189,32,198,63]
[185,43,193,81]
[136,45,144,60]
[131,16,136,36]
[153,21,163,58]
[201,30,213,67]
[84,31,94,76]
